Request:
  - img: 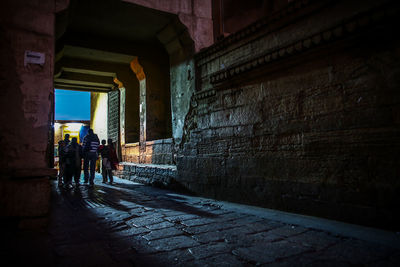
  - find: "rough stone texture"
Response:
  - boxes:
[144,138,174,164]
[177,0,400,230]
[0,0,56,228]
[119,162,178,189]
[123,143,140,163]
[0,0,55,171]
[170,59,196,145]
[122,138,174,165]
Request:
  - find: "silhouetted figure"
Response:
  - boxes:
[64,137,83,188]
[82,129,100,186]
[98,139,109,183]
[57,133,70,187]
[98,139,119,185]
[108,138,119,184]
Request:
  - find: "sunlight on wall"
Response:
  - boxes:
[91,92,108,142]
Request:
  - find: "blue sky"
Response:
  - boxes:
[55,89,90,120]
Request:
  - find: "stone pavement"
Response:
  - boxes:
[2,174,400,266]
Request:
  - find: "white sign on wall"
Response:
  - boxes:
[24,50,45,66]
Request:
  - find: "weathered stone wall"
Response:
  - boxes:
[90,92,108,142]
[0,0,58,228]
[170,59,196,145]
[177,0,400,229]
[144,138,174,165]
[123,143,140,163]
[121,138,174,164]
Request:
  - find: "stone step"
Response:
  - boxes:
[117,162,178,189]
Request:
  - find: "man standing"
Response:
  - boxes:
[107,138,119,185]
[64,137,83,188]
[57,133,70,187]
[98,139,109,183]
[98,138,119,185]
[82,129,99,186]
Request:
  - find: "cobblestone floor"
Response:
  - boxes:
[2,174,400,266]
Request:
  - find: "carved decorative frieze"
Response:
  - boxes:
[194,89,216,100]
[195,0,329,62]
[208,2,398,85]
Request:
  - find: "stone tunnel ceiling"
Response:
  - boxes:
[55,0,178,92]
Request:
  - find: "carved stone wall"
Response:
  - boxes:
[177,0,400,230]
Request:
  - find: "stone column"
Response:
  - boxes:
[0,0,61,229]
[130,58,147,163]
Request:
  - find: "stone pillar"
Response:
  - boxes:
[118,67,140,144]
[0,0,60,229]
[119,87,126,147]
[139,79,147,163]
[130,58,147,163]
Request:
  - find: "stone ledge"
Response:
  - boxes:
[145,138,173,145]
[118,162,183,190]
[120,162,176,170]
[124,142,140,148]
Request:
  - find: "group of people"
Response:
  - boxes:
[57,129,119,189]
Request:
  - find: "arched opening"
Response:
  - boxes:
[54,0,195,166]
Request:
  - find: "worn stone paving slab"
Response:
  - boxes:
[183,221,233,235]
[232,240,312,264]
[187,242,234,260]
[309,238,398,265]
[4,174,400,267]
[285,229,342,250]
[147,235,200,252]
[125,214,165,227]
[145,220,176,230]
[192,226,244,244]
[245,219,284,233]
[265,254,353,267]
[142,226,185,241]
[188,253,245,267]
[112,226,150,236]
[180,216,221,227]
[149,249,195,265]
[125,236,160,255]
[267,224,309,237]
[164,213,201,223]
